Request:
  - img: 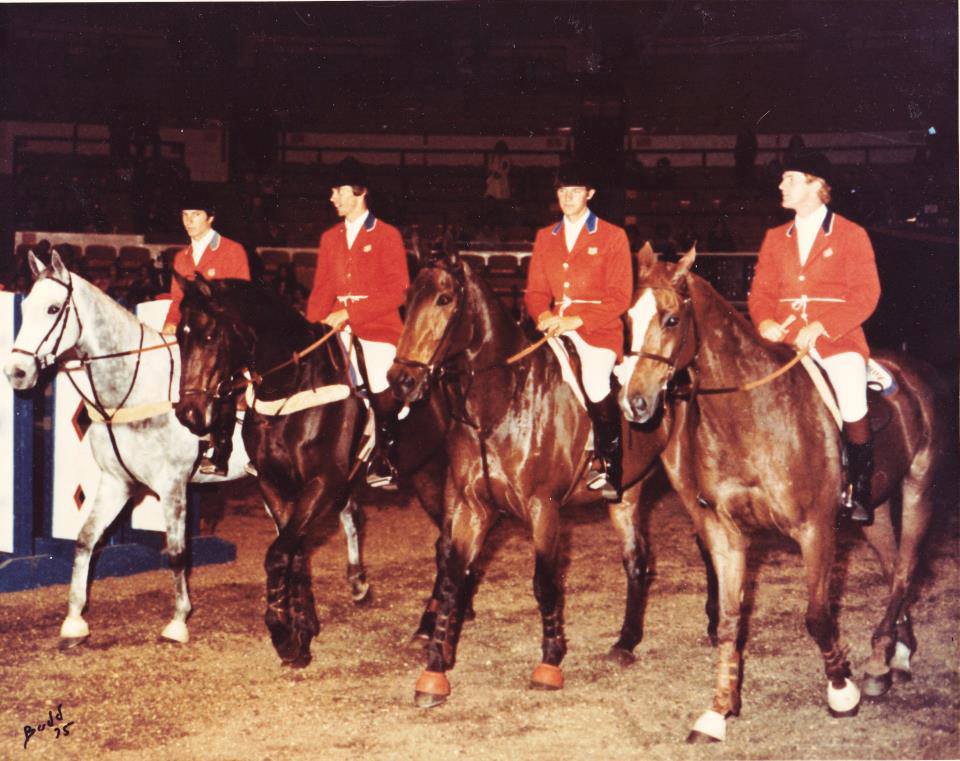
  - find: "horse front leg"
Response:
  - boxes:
[414,495,494,708]
[530,496,567,690]
[157,482,192,644]
[339,497,371,605]
[605,483,648,666]
[59,473,132,650]
[799,520,861,719]
[687,516,746,744]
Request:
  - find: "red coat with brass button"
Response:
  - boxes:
[164,232,250,329]
[524,211,633,358]
[306,214,408,345]
[748,209,880,359]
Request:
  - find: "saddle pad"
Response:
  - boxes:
[85,400,174,424]
[245,384,351,416]
[547,337,587,410]
[867,358,898,396]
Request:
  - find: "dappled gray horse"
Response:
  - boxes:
[2,251,367,649]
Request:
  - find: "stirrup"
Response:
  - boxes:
[840,486,874,526]
[365,457,398,490]
[198,457,229,477]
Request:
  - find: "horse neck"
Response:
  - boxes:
[688,276,787,388]
[462,276,525,369]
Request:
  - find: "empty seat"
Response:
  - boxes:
[84,245,117,265]
[259,249,291,271]
[118,246,151,270]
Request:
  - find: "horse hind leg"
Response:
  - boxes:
[59,474,132,650]
[284,548,320,669]
[157,487,192,644]
[263,528,298,664]
[605,490,649,666]
[339,498,371,605]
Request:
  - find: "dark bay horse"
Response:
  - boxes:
[620,246,943,742]
[387,254,674,707]
[173,276,449,667]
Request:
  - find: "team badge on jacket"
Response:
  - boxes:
[207,268,216,276]
[363,244,372,252]
[823,248,834,258]
[588,246,599,255]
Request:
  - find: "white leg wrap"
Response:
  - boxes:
[161,620,189,644]
[59,615,89,639]
[827,678,861,713]
[691,710,726,741]
[890,641,912,672]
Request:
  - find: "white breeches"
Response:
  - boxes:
[810,348,868,423]
[339,328,396,394]
[566,331,617,403]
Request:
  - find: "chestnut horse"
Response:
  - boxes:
[620,247,943,742]
[173,276,450,667]
[388,254,673,707]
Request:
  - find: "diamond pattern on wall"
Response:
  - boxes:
[71,402,91,440]
[73,485,85,511]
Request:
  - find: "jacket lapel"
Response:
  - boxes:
[800,209,835,270]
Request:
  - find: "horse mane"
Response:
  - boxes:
[183,278,318,344]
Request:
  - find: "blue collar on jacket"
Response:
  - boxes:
[552,210,598,236]
[786,208,834,238]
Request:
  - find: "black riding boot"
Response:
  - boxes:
[844,440,875,525]
[586,393,623,503]
[367,390,401,489]
[199,397,236,477]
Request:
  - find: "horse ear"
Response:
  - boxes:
[672,245,697,283]
[28,251,46,279]
[635,241,657,278]
[50,250,68,277]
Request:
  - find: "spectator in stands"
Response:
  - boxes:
[126,263,162,305]
[524,159,632,503]
[306,157,409,489]
[651,222,679,262]
[653,156,675,189]
[734,126,758,188]
[271,262,309,315]
[484,140,512,229]
[164,191,251,477]
[706,216,736,252]
[748,150,880,525]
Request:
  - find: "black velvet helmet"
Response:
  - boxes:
[554,159,596,189]
[329,157,368,189]
[179,188,216,216]
[783,149,833,187]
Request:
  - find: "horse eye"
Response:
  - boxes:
[664,315,679,328]
[436,294,453,306]
[47,304,61,315]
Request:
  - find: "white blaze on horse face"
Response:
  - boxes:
[628,289,658,355]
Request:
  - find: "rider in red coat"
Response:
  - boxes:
[163,193,251,475]
[748,150,880,524]
[525,160,633,502]
[307,158,409,487]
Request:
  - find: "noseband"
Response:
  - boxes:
[11,273,84,372]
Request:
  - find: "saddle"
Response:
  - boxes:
[803,356,898,434]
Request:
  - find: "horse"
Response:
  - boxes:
[387,253,677,708]
[172,275,451,667]
[619,246,943,742]
[1,251,276,648]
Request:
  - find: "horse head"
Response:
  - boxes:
[3,251,82,390]
[388,252,473,405]
[618,245,698,423]
[174,273,254,435]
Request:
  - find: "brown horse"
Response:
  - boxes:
[620,246,944,742]
[387,253,673,707]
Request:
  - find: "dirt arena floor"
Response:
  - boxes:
[2,473,958,761]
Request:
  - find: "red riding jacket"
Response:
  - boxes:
[748,209,880,359]
[164,232,250,330]
[306,214,409,345]
[524,211,632,358]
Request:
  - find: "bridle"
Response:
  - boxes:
[392,261,471,405]
[179,310,255,404]
[623,281,697,398]
[11,273,83,372]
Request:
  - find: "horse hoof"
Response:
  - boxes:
[281,653,312,669]
[463,608,477,623]
[529,663,564,690]
[827,678,861,718]
[58,636,88,652]
[605,646,636,668]
[861,670,893,699]
[414,671,450,708]
[59,616,89,640]
[687,710,726,743]
[351,583,372,606]
[160,620,189,644]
